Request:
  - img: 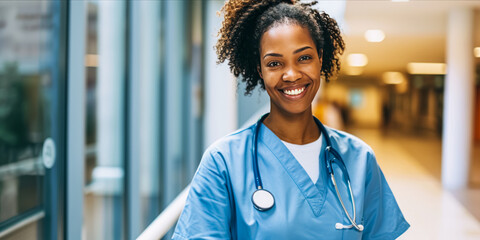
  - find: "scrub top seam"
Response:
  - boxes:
[210,148,237,212]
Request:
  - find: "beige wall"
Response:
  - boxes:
[348,86,382,127]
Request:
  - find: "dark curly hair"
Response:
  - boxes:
[216,0,345,95]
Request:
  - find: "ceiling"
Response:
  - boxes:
[339,0,480,81]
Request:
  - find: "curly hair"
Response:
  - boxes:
[216,0,345,95]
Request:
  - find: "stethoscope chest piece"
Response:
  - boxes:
[252,189,275,211]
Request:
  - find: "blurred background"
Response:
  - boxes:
[0,0,479,239]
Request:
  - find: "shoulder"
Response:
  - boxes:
[326,127,373,151]
[324,126,376,163]
[200,123,256,166]
[206,124,255,155]
[192,124,256,190]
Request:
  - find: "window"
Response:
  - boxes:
[83,1,127,239]
[0,1,66,239]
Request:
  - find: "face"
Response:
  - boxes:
[258,24,322,116]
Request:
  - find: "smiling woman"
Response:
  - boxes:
[216,0,344,96]
[173,1,409,239]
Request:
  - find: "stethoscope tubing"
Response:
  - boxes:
[251,113,363,231]
[252,114,269,190]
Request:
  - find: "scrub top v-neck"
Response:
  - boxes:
[281,135,322,183]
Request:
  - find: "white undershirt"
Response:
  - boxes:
[281,135,322,183]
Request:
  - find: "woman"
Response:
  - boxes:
[173,0,409,239]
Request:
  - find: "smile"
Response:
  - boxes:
[282,87,305,96]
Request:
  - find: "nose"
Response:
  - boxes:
[282,66,302,82]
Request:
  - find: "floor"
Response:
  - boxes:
[348,128,480,240]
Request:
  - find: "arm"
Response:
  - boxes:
[172,150,233,240]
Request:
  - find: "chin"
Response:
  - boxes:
[277,103,312,116]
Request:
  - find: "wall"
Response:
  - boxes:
[347,86,382,127]
[475,86,480,141]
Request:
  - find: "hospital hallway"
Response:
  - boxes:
[2,0,480,239]
[348,127,480,240]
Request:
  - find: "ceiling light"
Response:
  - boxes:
[347,53,368,67]
[407,62,446,75]
[364,29,385,42]
[345,67,364,76]
[475,47,480,58]
[382,72,405,84]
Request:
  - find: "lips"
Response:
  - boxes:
[278,84,309,99]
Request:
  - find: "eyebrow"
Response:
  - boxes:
[263,46,313,59]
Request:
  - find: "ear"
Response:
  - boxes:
[257,65,263,79]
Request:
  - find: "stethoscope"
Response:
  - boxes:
[251,113,364,232]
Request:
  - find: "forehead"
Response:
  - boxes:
[259,24,317,55]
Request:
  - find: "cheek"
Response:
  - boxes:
[303,64,322,80]
[262,72,281,88]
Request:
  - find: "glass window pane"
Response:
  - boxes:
[135,1,162,230]
[0,1,62,234]
[83,1,126,239]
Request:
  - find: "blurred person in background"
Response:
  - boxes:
[313,98,345,131]
[173,0,409,239]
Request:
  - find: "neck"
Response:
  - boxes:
[263,105,320,145]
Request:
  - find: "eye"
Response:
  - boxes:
[298,55,312,62]
[266,61,281,68]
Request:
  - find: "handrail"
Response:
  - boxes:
[0,158,43,180]
[137,185,191,240]
[0,210,45,238]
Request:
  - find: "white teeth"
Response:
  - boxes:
[283,87,305,96]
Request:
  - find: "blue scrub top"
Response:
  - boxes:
[173,121,410,240]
